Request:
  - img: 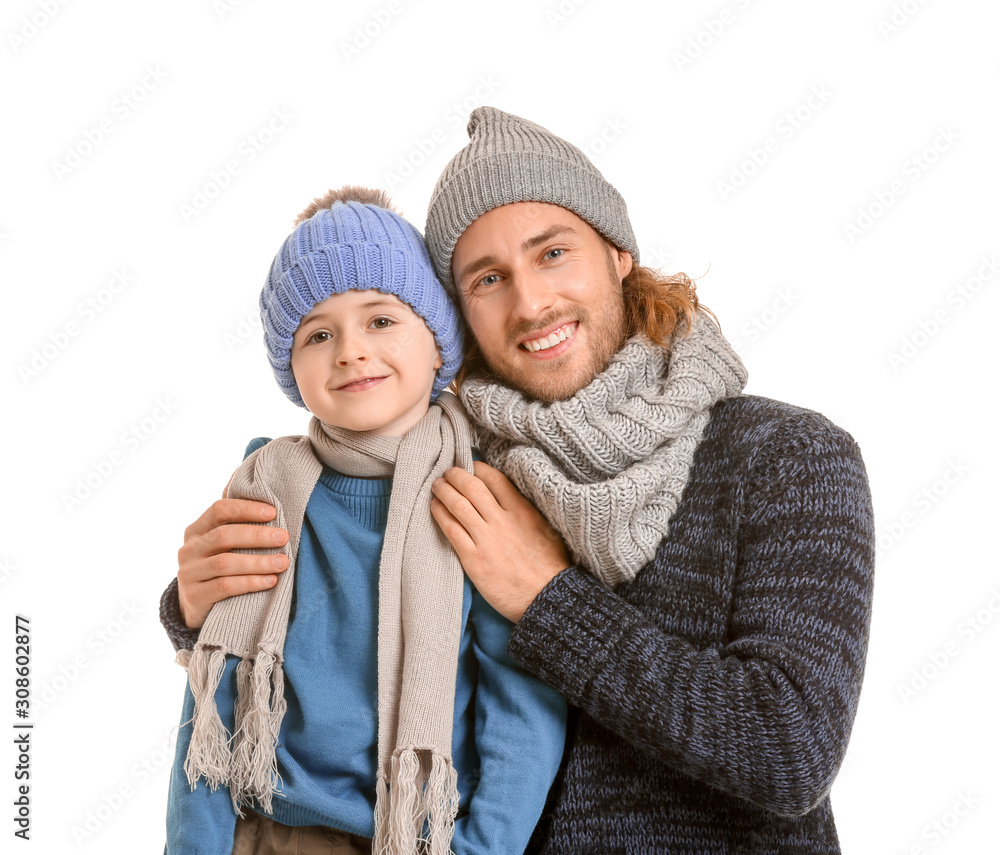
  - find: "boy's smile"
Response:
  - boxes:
[290,289,443,436]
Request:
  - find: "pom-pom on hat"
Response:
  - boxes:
[261,186,464,407]
[425,106,639,296]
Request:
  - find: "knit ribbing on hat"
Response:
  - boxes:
[425,107,639,295]
[260,196,463,407]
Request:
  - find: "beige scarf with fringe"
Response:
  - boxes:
[177,391,472,855]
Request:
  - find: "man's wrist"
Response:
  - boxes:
[159,577,201,652]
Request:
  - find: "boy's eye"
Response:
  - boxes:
[309,331,331,344]
[370,316,393,329]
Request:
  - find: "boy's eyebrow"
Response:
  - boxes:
[298,295,404,326]
[456,225,578,285]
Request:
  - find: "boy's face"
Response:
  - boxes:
[290,290,443,436]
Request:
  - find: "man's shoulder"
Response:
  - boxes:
[709,394,854,439]
[705,394,864,466]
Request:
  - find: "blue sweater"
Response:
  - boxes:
[165,453,566,854]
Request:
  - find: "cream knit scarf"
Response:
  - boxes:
[178,392,472,855]
[459,313,748,588]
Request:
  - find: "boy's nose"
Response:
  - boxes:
[334,331,369,365]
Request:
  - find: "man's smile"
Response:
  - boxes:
[520,321,578,353]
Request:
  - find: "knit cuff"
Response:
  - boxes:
[159,576,201,652]
[508,567,640,707]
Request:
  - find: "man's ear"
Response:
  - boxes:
[614,248,633,281]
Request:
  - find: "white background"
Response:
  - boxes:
[2,0,998,851]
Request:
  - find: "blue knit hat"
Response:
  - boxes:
[261,188,463,407]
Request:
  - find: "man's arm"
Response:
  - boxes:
[175,497,290,628]
[160,497,289,650]
[432,420,875,818]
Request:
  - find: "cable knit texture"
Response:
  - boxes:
[460,315,747,588]
[509,394,875,854]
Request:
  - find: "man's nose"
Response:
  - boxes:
[509,267,556,321]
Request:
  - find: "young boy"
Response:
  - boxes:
[164,187,567,855]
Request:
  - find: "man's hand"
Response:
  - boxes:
[431,461,570,623]
[176,498,289,629]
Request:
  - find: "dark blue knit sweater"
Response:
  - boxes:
[509,394,875,854]
[161,394,874,854]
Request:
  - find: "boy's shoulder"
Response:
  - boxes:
[244,436,273,460]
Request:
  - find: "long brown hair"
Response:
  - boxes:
[621,263,703,347]
[453,259,707,389]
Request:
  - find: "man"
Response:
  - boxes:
[163,107,875,853]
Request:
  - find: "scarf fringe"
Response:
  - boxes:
[373,749,459,855]
[184,647,286,816]
[229,649,286,815]
[424,752,460,855]
[183,647,231,791]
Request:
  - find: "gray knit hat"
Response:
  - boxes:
[425,106,639,295]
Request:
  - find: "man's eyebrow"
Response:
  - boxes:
[522,225,577,251]
[456,225,578,286]
[456,254,500,286]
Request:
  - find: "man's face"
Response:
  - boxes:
[451,202,633,402]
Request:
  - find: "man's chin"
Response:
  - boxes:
[489,360,593,404]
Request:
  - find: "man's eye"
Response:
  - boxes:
[479,274,501,288]
[544,248,564,260]
[371,317,393,329]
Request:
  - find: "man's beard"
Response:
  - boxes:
[476,248,628,403]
